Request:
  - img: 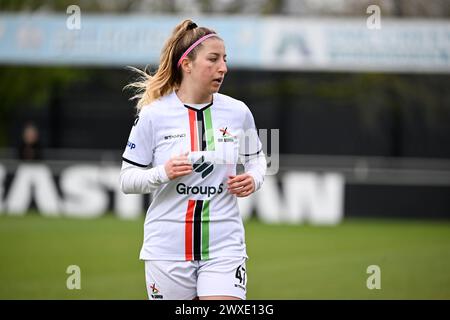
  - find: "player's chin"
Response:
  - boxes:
[210,82,222,93]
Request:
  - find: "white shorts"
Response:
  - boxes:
[144,256,247,300]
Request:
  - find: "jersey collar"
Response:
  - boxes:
[171,91,214,112]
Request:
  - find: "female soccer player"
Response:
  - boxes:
[120,19,266,300]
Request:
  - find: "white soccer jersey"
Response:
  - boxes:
[122,91,264,261]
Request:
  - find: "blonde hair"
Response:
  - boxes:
[125,19,219,111]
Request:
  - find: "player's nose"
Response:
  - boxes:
[218,59,227,74]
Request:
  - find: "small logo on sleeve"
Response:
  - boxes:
[126,141,136,149]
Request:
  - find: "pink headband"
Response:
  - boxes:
[177,33,218,68]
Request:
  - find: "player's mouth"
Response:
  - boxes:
[212,77,223,85]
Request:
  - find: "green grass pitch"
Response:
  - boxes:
[0,214,449,299]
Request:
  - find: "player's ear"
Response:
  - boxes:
[181,59,192,73]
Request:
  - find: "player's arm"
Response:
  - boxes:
[120,161,169,194]
[121,108,192,194]
[120,152,193,194]
[228,106,267,197]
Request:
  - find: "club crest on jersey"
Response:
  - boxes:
[218,127,236,142]
[150,283,163,299]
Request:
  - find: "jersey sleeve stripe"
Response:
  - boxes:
[239,148,263,157]
[122,157,148,168]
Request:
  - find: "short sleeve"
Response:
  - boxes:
[239,104,263,159]
[122,109,154,167]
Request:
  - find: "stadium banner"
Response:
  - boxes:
[0,14,449,72]
[0,162,344,225]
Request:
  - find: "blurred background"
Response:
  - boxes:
[0,0,449,299]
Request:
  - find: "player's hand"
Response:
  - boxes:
[164,152,193,180]
[227,174,255,197]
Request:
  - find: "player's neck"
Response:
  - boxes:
[176,84,212,105]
